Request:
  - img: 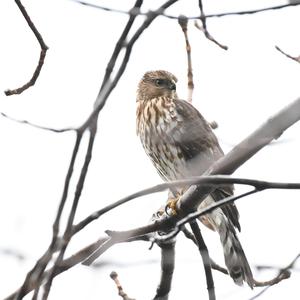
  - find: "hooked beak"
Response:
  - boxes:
[168,82,176,91]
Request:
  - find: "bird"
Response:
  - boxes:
[136,70,253,288]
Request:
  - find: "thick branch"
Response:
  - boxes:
[153,241,176,300]
[179,97,300,212]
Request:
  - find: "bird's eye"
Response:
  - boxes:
[155,79,164,86]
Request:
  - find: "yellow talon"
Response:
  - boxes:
[165,197,179,216]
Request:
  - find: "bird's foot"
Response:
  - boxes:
[165,197,179,216]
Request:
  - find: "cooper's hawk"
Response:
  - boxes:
[136,70,253,287]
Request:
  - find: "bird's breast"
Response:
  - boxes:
[136,97,186,181]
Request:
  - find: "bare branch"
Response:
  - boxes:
[181,226,228,275]
[275,45,300,63]
[178,15,194,103]
[41,124,97,299]
[73,175,300,236]
[190,220,215,300]
[15,132,83,300]
[196,0,228,50]
[4,235,152,300]
[5,0,48,96]
[178,97,300,212]
[110,271,136,300]
[0,112,74,133]
[73,0,300,20]
[153,241,176,300]
[158,189,258,243]
[249,253,300,299]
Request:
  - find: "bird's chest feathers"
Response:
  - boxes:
[136,97,181,143]
[136,98,186,180]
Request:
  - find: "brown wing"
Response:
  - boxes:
[171,99,241,231]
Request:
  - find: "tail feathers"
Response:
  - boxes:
[218,220,254,288]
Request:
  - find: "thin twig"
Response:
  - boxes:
[275,45,300,63]
[249,253,300,299]
[194,20,228,50]
[178,15,194,103]
[5,0,48,96]
[190,220,215,300]
[195,0,228,50]
[73,0,300,20]
[110,271,136,300]
[0,112,74,133]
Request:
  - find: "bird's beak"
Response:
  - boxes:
[168,82,176,91]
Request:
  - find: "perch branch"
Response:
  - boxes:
[73,175,300,236]
[178,97,300,213]
[5,0,48,96]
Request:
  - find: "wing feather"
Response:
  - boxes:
[171,99,240,231]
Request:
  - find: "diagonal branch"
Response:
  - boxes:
[5,0,48,96]
[195,0,228,50]
[179,97,300,212]
[275,45,300,63]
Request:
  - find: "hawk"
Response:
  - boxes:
[136,70,253,287]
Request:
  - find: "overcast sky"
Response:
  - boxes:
[1,1,300,299]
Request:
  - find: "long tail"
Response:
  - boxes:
[217,217,254,288]
[199,197,254,288]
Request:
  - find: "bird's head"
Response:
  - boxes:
[137,70,178,101]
